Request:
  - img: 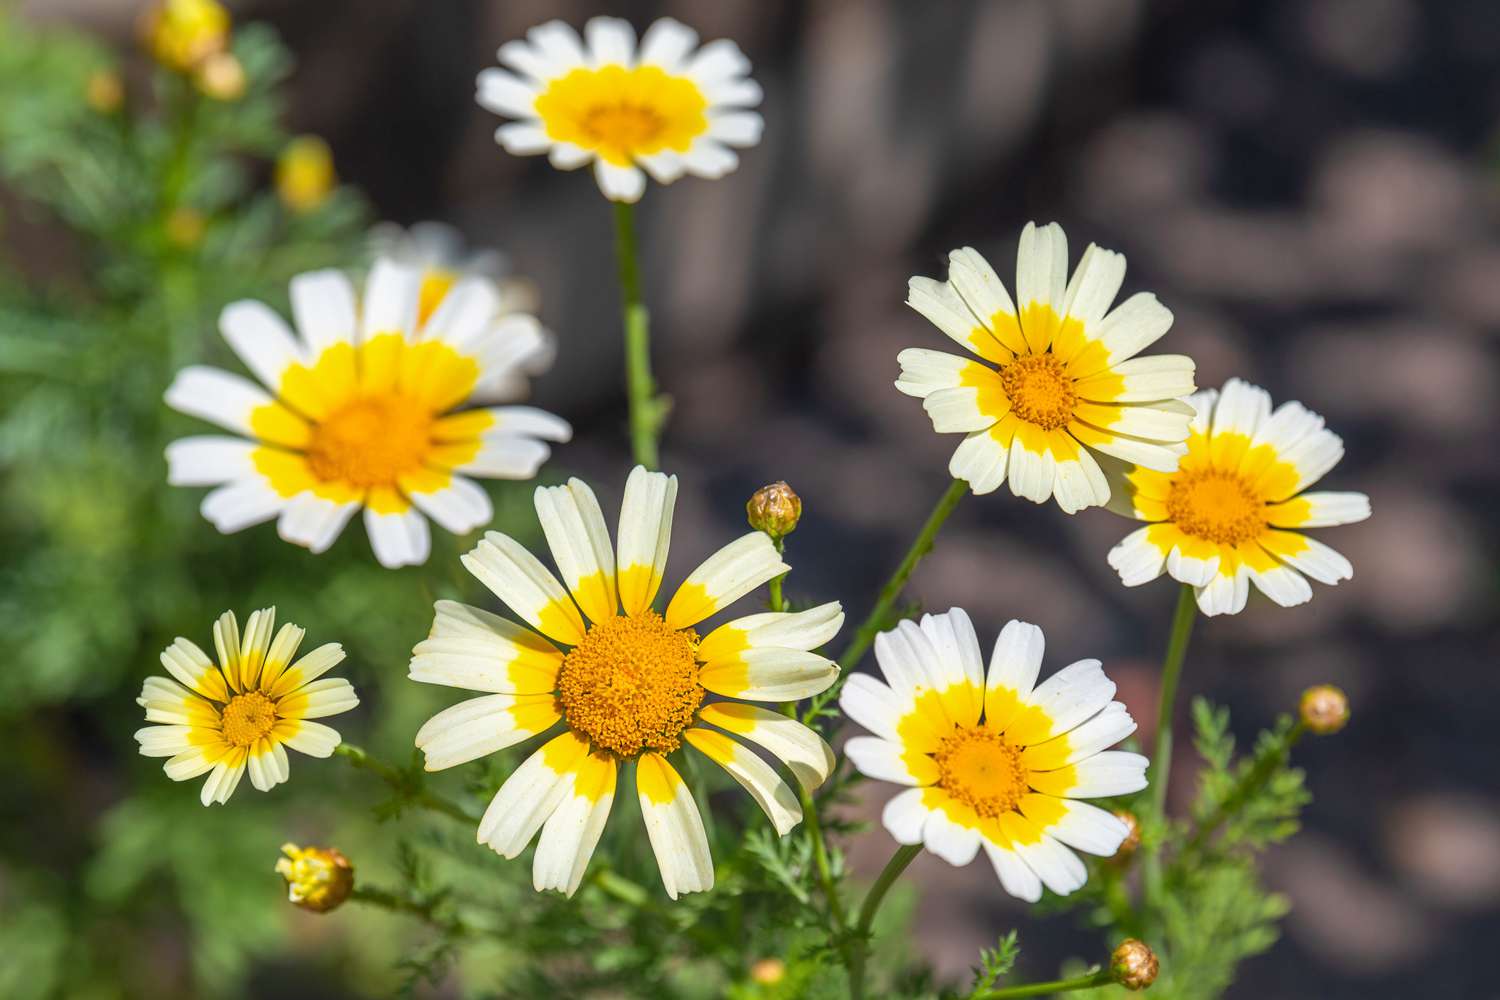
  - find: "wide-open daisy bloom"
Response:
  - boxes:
[409,466,841,898]
[839,610,1146,901]
[477,17,764,203]
[899,223,1197,513]
[1105,379,1371,616]
[164,260,571,568]
[135,608,358,806]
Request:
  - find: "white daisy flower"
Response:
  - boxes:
[135,608,358,806]
[410,466,841,899]
[163,259,572,568]
[476,16,764,203]
[839,609,1146,902]
[899,223,1198,513]
[1104,378,1371,616]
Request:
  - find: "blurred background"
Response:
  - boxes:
[3,0,1496,997]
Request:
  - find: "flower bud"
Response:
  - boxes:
[1299,684,1349,735]
[275,843,353,913]
[1109,809,1140,865]
[747,481,801,539]
[140,0,230,73]
[86,70,124,114]
[165,208,205,248]
[749,957,785,985]
[276,137,336,215]
[1110,939,1158,991]
[195,52,246,101]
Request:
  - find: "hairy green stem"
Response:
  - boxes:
[848,842,922,999]
[351,884,470,936]
[335,743,478,826]
[1143,583,1197,909]
[612,200,664,469]
[836,477,968,675]
[1183,721,1308,858]
[970,967,1113,999]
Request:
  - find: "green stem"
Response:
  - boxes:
[591,867,652,908]
[1182,721,1307,858]
[971,968,1114,999]
[612,200,664,469]
[836,477,968,674]
[350,885,470,936]
[1143,583,1197,909]
[335,743,478,826]
[848,842,922,999]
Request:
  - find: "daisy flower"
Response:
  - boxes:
[164,259,572,568]
[410,466,841,898]
[899,223,1197,513]
[476,16,764,203]
[839,609,1146,901]
[1105,378,1371,616]
[135,608,358,806]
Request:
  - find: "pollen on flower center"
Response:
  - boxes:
[932,726,1027,818]
[305,393,432,488]
[221,691,277,747]
[582,103,667,148]
[535,66,708,164]
[557,611,704,758]
[1166,469,1267,545]
[999,353,1077,430]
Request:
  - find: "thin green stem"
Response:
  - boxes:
[970,967,1113,999]
[1182,721,1307,858]
[351,885,470,936]
[837,477,968,674]
[848,842,922,999]
[335,743,478,826]
[612,200,664,469]
[1143,583,1197,909]
[590,867,653,908]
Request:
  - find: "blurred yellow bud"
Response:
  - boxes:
[195,52,246,101]
[747,481,801,539]
[165,208,205,248]
[86,70,124,114]
[1299,684,1349,735]
[276,137,337,214]
[275,843,353,913]
[749,957,785,984]
[141,0,230,73]
[1109,809,1141,865]
[1110,938,1159,991]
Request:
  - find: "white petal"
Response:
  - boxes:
[414,693,560,770]
[949,429,1008,494]
[685,728,802,835]
[164,366,272,438]
[534,478,617,623]
[637,753,714,899]
[166,436,256,487]
[664,532,788,630]
[983,841,1042,902]
[533,752,616,897]
[1107,526,1169,587]
[839,672,907,744]
[616,466,677,616]
[989,621,1062,736]
[278,495,359,555]
[637,17,698,72]
[593,160,647,203]
[477,731,589,854]
[923,807,982,866]
[219,300,305,391]
[882,787,932,844]
[364,505,431,568]
[895,347,974,399]
[844,736,930,786]
[1060,243,1125,334]
[201,478,287,533]
[407,475,494,536]
[475,67,541,118]
[289,269,359,353]
[584,15,636,67]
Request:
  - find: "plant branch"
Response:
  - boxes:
[970,967,1113,999]
[1143,582,1197,909]
[335,743,479,826]
[612,200,665,469]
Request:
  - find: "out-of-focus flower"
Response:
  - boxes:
[134,608,357,806]
[195,51,246,101]
[1111,939,1159,990]
[141,0,229,73]
[165,207,204,248]
[839,611,1146,902]
[1300,684,1350,734]
[1105,378,1371,616]
[476,17,763,203]
[275,843,354,912]
[1109,809,1141,864]
[86,69,124,113]
[409,466,841,898]
[749,957,786,984]
[368,221,555,398]
[276,137,336,214]
[900,224,1196,512]
[164,260,570,567]
[747,481,801,540]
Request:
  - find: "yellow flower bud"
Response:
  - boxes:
[275,843,354,913]
[140,0,230,73]
[276,137,337,215]
[195,52,246,102]
[86,70,124,114]
[747,481,801,539]
[749,957,785,984]
[1109,809,1141,865]
[1299,684,1349,735]
[165,208,205,248]
[1110,938,1159,991]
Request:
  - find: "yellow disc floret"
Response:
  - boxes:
[306,394,433,488]
[557,611,704,758]
[1166,468,1266,545]
[221,691,277,747]
[534,66,709,166]
[999,353,1077,430]
[933,725,1028,818]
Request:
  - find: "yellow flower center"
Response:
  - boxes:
[1166,468,1267,545]
[933,725,1027,818]
[534,65,709,166]
[221,691,277,747]
[999,353,1077,430]
[557,611,704,758]
[417,268,458,328]
[306,393,432,488]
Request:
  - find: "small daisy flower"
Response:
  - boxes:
[839,609,1146,902]
[1105,378,1371,616]
[164,260,571,568]
[135,608,358,806]
[410,466,841,899]
[476,17,764,203]
[899,223,1197,513]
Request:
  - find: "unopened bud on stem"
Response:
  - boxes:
[1299,684,1349,735]
[275,843,353,913]
[1111,938,1158,991]
[747,481,801,540]
[749,957,785,984]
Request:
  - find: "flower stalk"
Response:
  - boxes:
[1143,582,1197,906]
[612,200,666,469]
[970,968,1114,999]
[848,842,922,999]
